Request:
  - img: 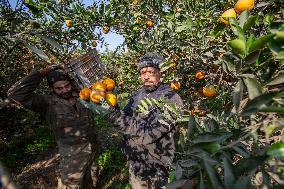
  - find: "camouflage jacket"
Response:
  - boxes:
[109,84,183,178]
[7,70,96,146]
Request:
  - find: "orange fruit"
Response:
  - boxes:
[92,41,97,48]
[170,82,181,91]
[105,93,118,107]
[135,17,142,23]
[65,19,72,27]
[79,88,92,100]
[220,8,237,25]
[234,0,254,14]
[103,78,115,91]
[146,20,154,28]
[102,26,110,34]
[91,82,107,91]
[195,71,205,80]
[172,53,178,62]
[203,85,216,97]
[90,91,104,104]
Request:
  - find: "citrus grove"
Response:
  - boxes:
[0,0,284,188]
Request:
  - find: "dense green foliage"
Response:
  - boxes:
[1,0,283,188]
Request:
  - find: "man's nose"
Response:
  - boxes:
[62,87,69,93]
[144,73,150,79]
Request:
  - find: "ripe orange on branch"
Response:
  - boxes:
[220,8,237,25]
[92,41,97,48]
[203,85,216,97]
[234,0,254,14]
[170,81,181,91]
[102,26,110,34]
[103,78,115,91]
[195,71,205,80]
[146,20,154,28]
[65,19,72,27]
[79,88,92,100]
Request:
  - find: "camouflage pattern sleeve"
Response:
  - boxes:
[7,70,49,116]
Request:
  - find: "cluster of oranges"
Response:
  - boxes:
[220,0,254,25]
[79,78,118,107]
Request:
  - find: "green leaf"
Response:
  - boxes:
[36,35,64,52]
[239,10,249,28]
[24,43,50,62]
[243,15,258,32]
[193,133,232,144]
[246,35,256,52]
[223,157,235,189]
[267,142,284,159]
[275,51,284,60]
[241,93,275,116]
[233,146,249,158]
[230,18,245,41]
[260,106,284,114]
[99,2,105,15]
[228,39,246,57]
[145,98,153,106]
[269,39,282,54]
[204,160,220,189]
[248,34,275,53]
[244,50,260,65]
[196,142,221,154]
[266,71,284,86]
[236,156,267,175]
[233,175,251,189]
[187,115,196,137]
[243,77,262,100]
[199,171,205,189]
[140,99,149,110]
[221,57,236,74]
[232,80,244,110]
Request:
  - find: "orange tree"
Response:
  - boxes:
[101,0,284,188]
[1,0,284,188]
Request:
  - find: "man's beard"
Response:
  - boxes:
[143,83,160,92]
[57,91,72,99]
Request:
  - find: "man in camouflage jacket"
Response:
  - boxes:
[8,66,98,189]
[107,53,183,188]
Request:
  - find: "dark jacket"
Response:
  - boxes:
[109,84,183,178]
[7,70,96,146]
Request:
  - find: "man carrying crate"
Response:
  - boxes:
[8,65,99,189]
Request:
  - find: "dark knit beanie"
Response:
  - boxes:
[47,70,70,87]
[138,53,165,71]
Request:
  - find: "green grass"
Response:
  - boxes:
[96,142,130,188]
[0,125,55,170]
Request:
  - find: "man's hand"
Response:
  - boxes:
[39,64,64,78]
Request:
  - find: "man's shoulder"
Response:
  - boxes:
[159,84,183,106]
